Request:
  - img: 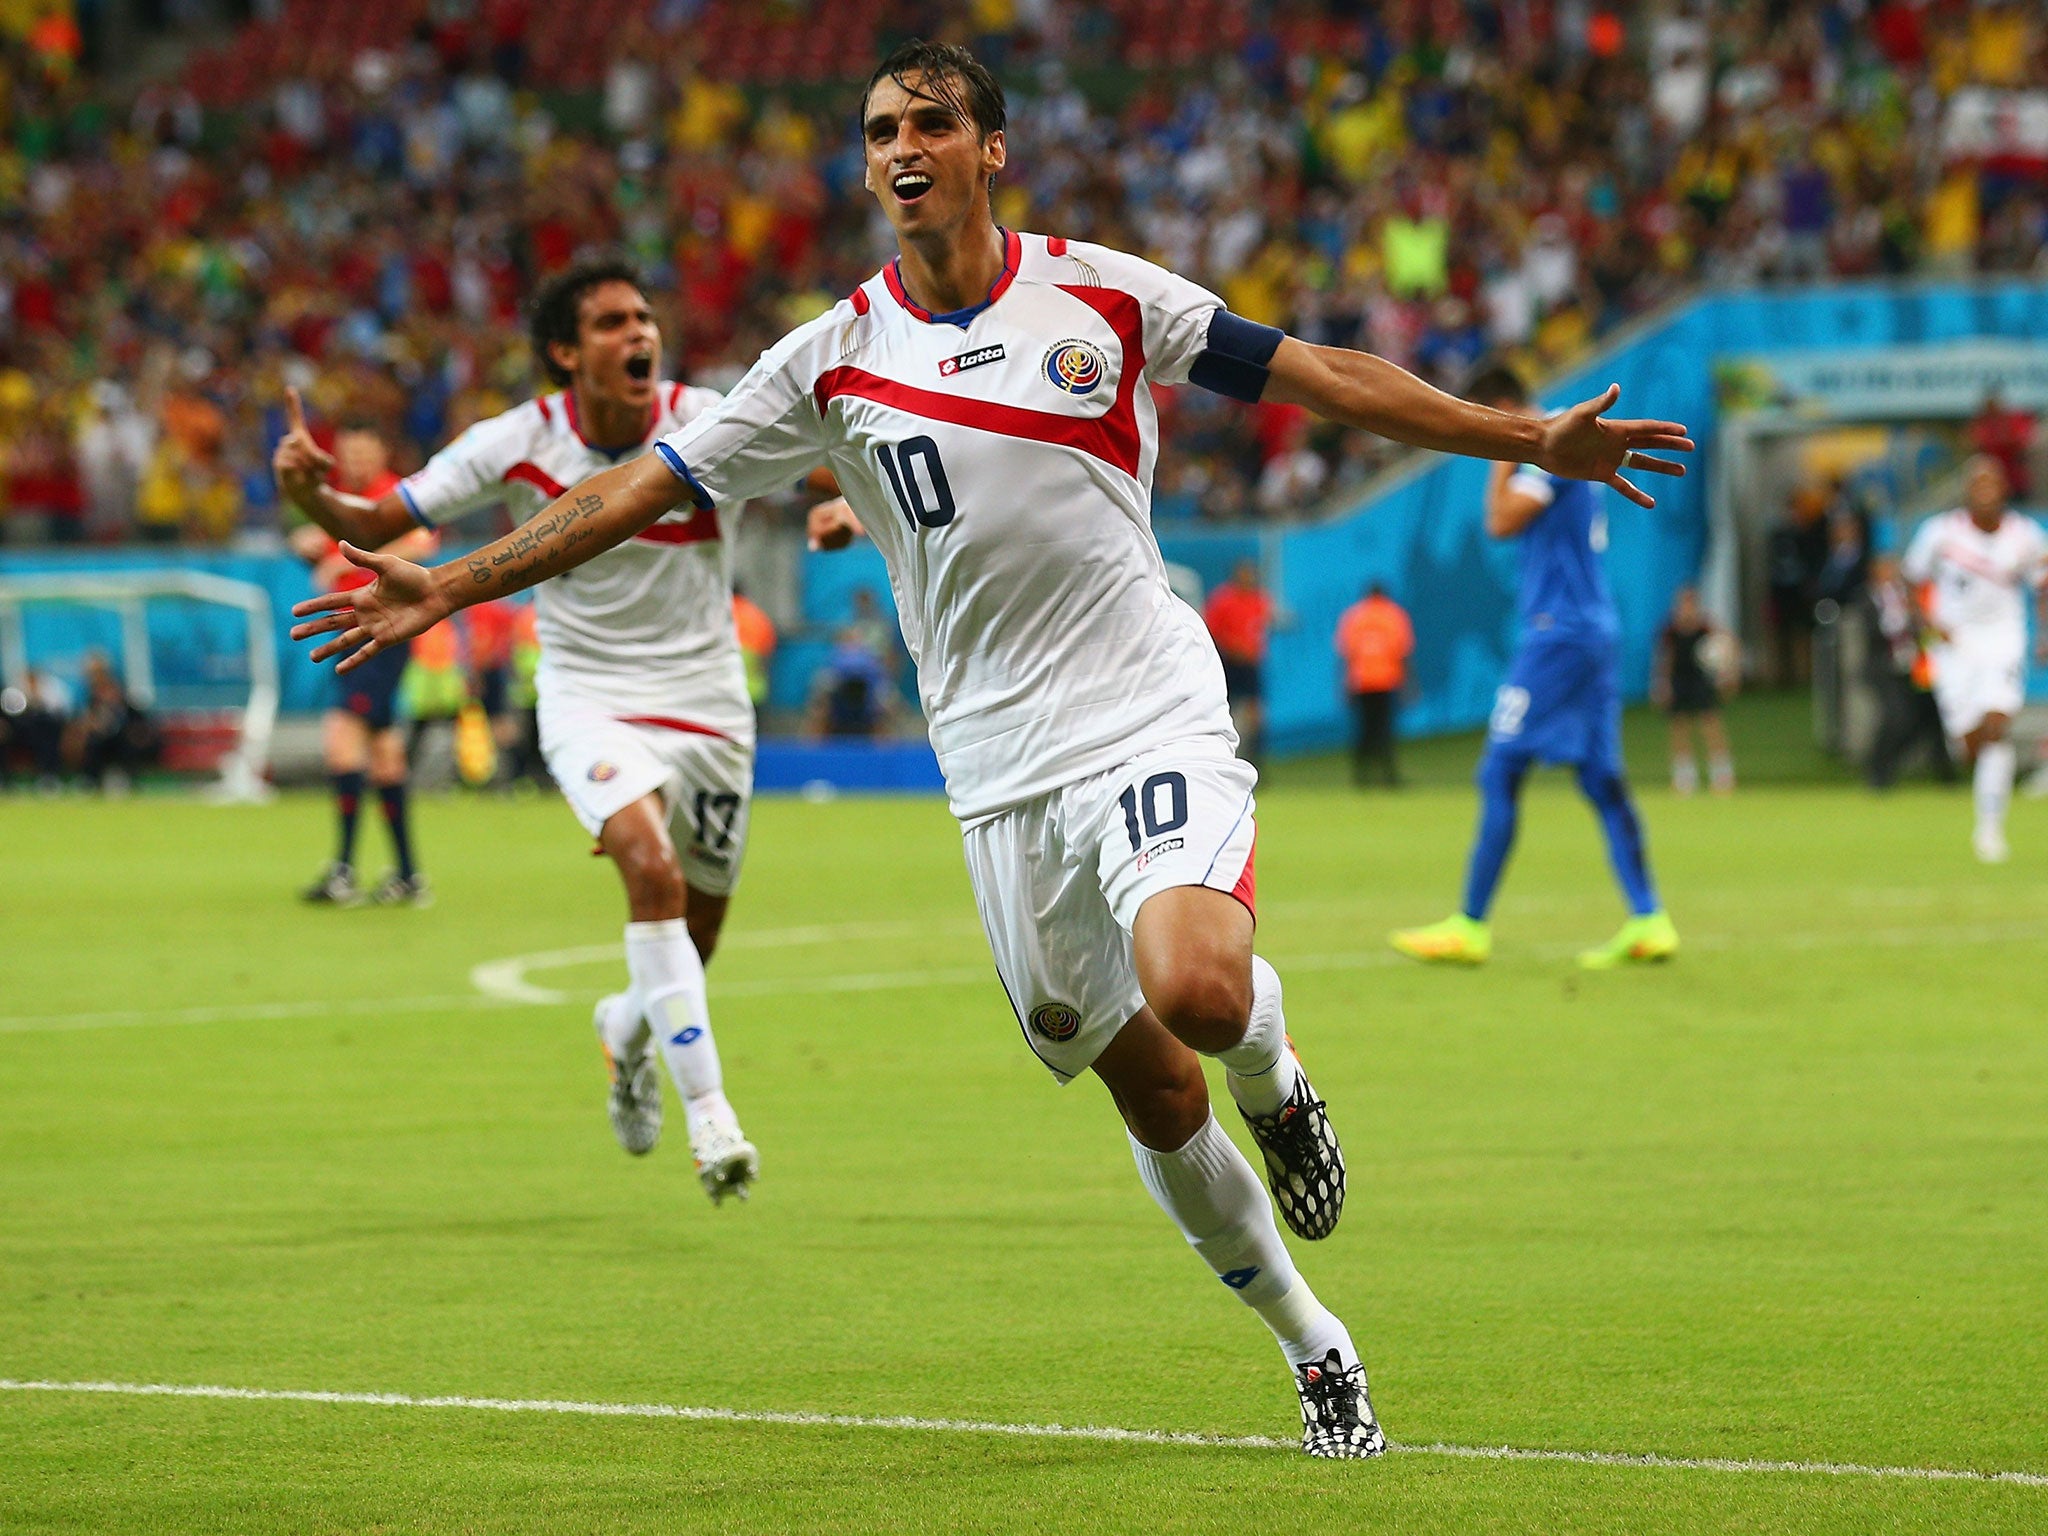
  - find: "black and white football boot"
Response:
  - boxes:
[300,861,362,905]
[1237,1048,1345,1240]
[1293,1349,1387,1459]
[594,994,662,1157]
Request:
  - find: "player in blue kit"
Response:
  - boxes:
[1392,365,1678,969]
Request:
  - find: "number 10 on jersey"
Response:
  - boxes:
[875,437,956,530]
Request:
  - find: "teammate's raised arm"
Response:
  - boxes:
[1261,339,1693,508]
[272,388,418,549]
[290,452,683,671]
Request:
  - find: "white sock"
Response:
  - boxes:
[624,919,729,1128]
[595,990,647,1057]
[1975,742,2016,837]
[1129,1114,1355,1369]
[1219,955,1301,1117]
[1671,756,1699,795]
[1708,754,1734,793]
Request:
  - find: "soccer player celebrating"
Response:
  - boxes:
[1391,365,1679,970]
[1900,454,2048,863]
[291,43,1690,1455]
[274,255,782,1204]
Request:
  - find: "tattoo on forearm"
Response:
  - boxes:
[462,492,610,595]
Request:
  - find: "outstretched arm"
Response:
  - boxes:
[1262,340,1693,508]
[291,453,684,670]
[272,388,417,548]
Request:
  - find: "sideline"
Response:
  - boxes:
[2,1378,2041,1488]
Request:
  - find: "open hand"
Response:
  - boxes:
[1538,384,1694,508]
[273,387,336,511]
[290,542,449,673]
[807,497,864,552]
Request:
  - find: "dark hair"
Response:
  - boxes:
[527,254,646,387]
[1465,363,1529,407]
[861,39,1007,142]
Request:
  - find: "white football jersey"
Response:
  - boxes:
[653,231,1237,822]
[400,383,753,742]
[1901,508,2048,656]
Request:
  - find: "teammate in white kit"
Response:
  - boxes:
[1901,455,2048,863]
[274,256,784,1203]
[290,43,1693,1455]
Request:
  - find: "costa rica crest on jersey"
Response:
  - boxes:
[1041,339,1107,396]
[1029,1002,1083,1042]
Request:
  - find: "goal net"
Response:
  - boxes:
[0,569,279,802]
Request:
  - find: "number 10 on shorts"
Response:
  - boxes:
[1119,771,1188,852]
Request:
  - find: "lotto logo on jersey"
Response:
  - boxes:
[939,344,1006,378]
[1029,1002,1083,1042]
[1042,339,1106,396]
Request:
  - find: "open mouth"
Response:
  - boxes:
[892,171,934,205]
[624,354,653,382]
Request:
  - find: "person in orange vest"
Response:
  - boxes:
[731,584,777,717]
[1204,559,1274,766]
[1334,582,1413,786]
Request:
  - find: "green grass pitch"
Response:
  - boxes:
[3,736,2046,1532]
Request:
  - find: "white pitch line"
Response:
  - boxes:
[12,920,2046,1036]
[2,1379,2042,1488]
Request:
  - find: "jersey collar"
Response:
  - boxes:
[883,228,1022,329]
[563,387,659,460]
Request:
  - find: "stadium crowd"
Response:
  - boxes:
[3,0,2048,545]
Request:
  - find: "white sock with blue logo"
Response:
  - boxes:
[625,919,729,1131]
[1128,1114,1355,1369]
[1219,956,1302,1118]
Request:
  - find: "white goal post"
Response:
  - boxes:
[0,570,279,802]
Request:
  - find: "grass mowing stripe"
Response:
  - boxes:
[5,1379,2043,1488]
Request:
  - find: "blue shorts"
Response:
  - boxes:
[1484,634,1621,770]
[330,640,411,732]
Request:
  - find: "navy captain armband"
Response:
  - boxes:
[1188,310,1284,402]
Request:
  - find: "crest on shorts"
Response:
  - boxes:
[1029,1002,1083,1042]
[588,762,619,782]
[1041,339,1106,396]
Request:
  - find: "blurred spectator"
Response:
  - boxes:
[1652,586,1735,796]
[1203,559,1272,766]
[1765,487,1830,684]
[1814,510,1869,609]
[1969,389,2037,501]
[1334,581,1412,787]
[1,400,84,543]
[0,666,71,789]
[63,654,158,792]
[732,585,777,713]
[5,0,2048,548]
[809,627,896,739]
[464,597,531,782]
[1863,554,1954,789]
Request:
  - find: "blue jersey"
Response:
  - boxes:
[1508,467,1618,644]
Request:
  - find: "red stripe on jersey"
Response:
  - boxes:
[633,509,721,546]
[1227,831,1256,917]
[1046,236,1068,256]
[815,285,1147,478]
[666,381,683,415]
[614,714,731,740]
[504,461,568,498]
[536,394,554,425]
[850,286,871,316]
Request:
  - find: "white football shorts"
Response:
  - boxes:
[537,685,754,897]
[1931,641,2025,738]
[961,733,1258,1084]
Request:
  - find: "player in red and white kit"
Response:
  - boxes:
[275,256,792,1204]
[291,44,1692,1455]
[1901,455,2048,863]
